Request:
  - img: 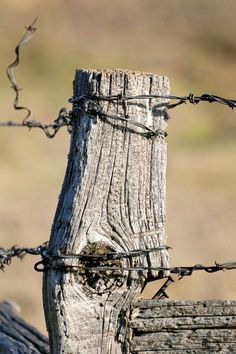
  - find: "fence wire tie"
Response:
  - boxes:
[0,245,170,271]
[34,256,236,278]
[34,245,171,272]
[72,102,167,138]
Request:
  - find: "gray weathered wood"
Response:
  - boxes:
[1,299,236,353]
[43,69,170,353]
[130,300,236,353]
[0,301,49,354]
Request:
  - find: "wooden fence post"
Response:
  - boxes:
[43,69,170,354]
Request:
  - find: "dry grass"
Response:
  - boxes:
[0,0,236,334]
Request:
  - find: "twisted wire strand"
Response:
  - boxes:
[4,91,236,139]
[34,259,236,279]
[0,243,48,271]
[71,93,236,109]
[69,92,236,138]
[0,110,72,138]
[1,20,236,138]
[3,18,72,138]
[6,17,38,123]
[0,244,169,271]
[1,243,236,280]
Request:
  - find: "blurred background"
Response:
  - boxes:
[0,0,236,334]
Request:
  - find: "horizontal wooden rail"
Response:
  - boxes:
[130,300,236,353]
[1,299,236,353]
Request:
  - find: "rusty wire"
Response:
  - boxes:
[0,245,169,271]
[2,90,236,139]
[0,109,72,138]
[0,243,48,271]
[1,20,236,138]
[69,92,236,138]
[1,243,236,280]
[70,92,236,111]
[34,257,236,278]
[1,22,236,286]
[2,18,72,138]
[6,17,38,123]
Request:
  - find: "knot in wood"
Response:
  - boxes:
[77,242,126,295]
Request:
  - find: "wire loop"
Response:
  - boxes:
[1,243,236,282]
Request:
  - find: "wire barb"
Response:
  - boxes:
[0,109,72,138]
[34,260,236,277]
[152,276,175,300]
[1,243,236,282]
[0,243,47,271]
[1,21,236,138]
[71,93,236,110]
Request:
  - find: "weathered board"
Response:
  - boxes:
[43,69,170,354]
[1,299,236,353]
[0,301,49,354]
[130,299,236,353]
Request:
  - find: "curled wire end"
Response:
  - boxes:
[6,18,38,124]
[34,260,45,272]
[26,17,38,32]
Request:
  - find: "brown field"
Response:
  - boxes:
[0,0,236,334]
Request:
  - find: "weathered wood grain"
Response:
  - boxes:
[1,299,236,353]
[43,69,170,354]
[131,300,236,353]
[0,301,49,354]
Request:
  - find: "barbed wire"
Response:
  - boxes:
[35,258,236,278]
[152,276,175,300]
[72,103,167,138]
[71,92,236,110]
[70,93,236,138]
[0,243,48,271]
[1,22,236,297]
[3,90,236,139]
[6,17,38,123]
[1,18,72,138]
[0,244,169,271]
[0,108,72,138]
[1,243,236,280]
[1,20,236,138]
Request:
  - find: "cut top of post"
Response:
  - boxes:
[71,68,170,138]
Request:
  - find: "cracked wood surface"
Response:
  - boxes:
[43,69,170,353]
[131,300,236,353]
[1,299,236,353]
[0,301,49,354]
